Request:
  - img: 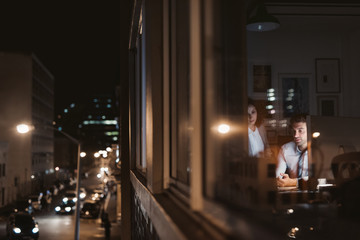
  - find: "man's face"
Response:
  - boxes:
[291,121,307,149]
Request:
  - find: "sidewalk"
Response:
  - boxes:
[104,192,121,240]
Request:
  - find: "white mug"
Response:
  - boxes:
[317,178,326,185]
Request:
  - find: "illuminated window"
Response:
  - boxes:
[83,120,117,125]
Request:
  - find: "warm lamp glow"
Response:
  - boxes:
[312,132,320,138]
[217,124,230,134]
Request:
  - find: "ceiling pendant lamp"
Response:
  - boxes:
[246,4,280,32]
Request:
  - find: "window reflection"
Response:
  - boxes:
[207,2,360,238]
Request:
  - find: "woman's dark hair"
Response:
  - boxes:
[248,98,265,127]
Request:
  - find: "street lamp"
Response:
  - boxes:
[17,123,82,240]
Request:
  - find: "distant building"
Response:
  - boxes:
[54,92,119,171]
[0,51,54,206]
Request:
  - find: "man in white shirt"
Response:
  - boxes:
[276,114,308,187]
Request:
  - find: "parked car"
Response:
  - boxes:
[55,201,76,214]
[62,190,77,203]
[6,212,39,240]
[79,187,87,200]
[28,195,42,211]
[90,189,105,201]
[80,200,101,219]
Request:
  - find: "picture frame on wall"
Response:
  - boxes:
[317,95,339,116]
[315,58,341,93]
[253,65,271,93]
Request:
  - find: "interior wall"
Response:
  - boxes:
[247,14,360,117]
[310,116,360,179]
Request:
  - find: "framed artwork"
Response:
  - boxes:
[279,73,310,118]
[315,58,341,93]
[253,65,271,93]
[317,95,338,116]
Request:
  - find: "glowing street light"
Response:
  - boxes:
[16,123,82,240]
[16,124,32,134]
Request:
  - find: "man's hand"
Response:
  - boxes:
[277,173,297,187]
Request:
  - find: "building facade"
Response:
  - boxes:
[119,1,360,239]
[0,51,54,206]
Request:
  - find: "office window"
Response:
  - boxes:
[169,0,191,188]
[203,0,248,200]
[134,6,146,173]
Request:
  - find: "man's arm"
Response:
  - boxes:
[275,147,287,177]
[276,146,297,187]
[277,173,297,187]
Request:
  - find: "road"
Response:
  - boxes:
[0,167,120,240]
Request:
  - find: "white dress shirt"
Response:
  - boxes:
[276,141,308,179]
[248,127,265,157]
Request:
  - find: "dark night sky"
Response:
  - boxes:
[0,2,121,113]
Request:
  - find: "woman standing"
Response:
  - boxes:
[248,99,270,157]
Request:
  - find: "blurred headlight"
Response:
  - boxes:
[32,227,39,233]
[55,206,61,212]
[287,208,294,214]
[13,227,21,234]
[80,193,86,199]
[63,197,68,203]
[73,197,78,202]
[65,207,72,212]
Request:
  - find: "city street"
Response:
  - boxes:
[0,167,121,240]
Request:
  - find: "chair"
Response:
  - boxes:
[331,152,360,186]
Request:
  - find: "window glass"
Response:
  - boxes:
[169,0,191,187]
[205,2,360,238]
[135,8,147,173]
